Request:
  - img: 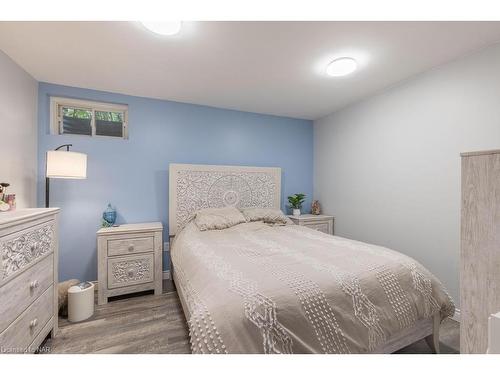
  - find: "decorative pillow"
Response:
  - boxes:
[194,207,247,231]
[241,208,293,225]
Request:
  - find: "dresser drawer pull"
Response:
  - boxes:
[128,245,135,252]
[29,318,38,329]
[30,280,40,289]
[127,268,135,278]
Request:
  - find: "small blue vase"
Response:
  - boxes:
[102,203,116,226]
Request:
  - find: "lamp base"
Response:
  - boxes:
[45,177,50,208]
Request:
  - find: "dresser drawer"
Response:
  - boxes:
[0,221,54,282]
[0,285,53,352]
[107,254,154,289]
[107,236,154,257]
[0,254,53,333]
[305,222,330,234]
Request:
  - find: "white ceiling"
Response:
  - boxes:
[1,21,500,120]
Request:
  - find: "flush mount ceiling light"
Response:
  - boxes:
[140,21,182,36]
[326,57,358,77]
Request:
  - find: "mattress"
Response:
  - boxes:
[171,221,454,354]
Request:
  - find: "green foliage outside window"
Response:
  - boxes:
[95,111,123,123]
[63,107,123,123]
[63,107,91,119]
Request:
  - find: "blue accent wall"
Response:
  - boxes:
[37,83,313,282]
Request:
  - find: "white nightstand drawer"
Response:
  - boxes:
[107,254,154,289]
[107,236,154,257]
[305,222,330,234]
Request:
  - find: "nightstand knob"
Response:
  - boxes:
[127,268,135,278]
[29,318,38,329]
[128,245,134,252]
[30,280,39,289]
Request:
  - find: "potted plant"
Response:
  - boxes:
[288,193,306,216]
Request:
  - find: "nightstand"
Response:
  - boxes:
[288,214,334,235]
[97,222,163,305]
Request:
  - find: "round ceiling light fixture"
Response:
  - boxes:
[140,21,182,36]
[326,57,358,77]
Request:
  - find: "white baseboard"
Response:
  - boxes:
[451,308,461,322]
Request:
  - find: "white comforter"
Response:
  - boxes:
[171,221,454,354]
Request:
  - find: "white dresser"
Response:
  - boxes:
[97,222,163,305]
[0,208,59,354]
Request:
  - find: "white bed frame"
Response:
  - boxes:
[168,163,281,236]
[168,162,440,354]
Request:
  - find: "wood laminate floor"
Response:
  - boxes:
[43,280,460,354]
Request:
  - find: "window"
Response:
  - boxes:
[51,97,128,139]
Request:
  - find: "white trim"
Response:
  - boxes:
[50,96,128,139]
[451,308,461,322]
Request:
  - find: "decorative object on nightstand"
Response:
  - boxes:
[102,203,117,227]
[97,222,163,305]
[288,214,334,235]
[311,200,321,215]
[45,144,87,207]
[288,193,306,216]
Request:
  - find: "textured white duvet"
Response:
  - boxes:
[171,221,454,354]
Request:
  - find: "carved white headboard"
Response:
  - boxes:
[169,163,281,235]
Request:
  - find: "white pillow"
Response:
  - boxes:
[241,208,293,225]
[194,207,246,231]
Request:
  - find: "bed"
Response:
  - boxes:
[168,163,455,354]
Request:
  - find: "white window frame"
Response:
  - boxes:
[50,97,129,139]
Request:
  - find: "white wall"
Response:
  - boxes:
[314,43,500,305]
[0,50,38,208]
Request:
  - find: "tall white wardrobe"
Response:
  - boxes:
[461,149,500,354]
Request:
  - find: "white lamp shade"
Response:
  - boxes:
[46,150,87,179]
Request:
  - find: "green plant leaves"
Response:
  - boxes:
[287,193,306,209]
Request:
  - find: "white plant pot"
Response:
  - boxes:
[293,208,301,216]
